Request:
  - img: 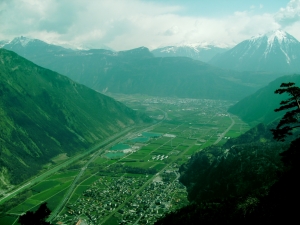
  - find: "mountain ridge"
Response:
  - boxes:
[209,30,300,73]
[228,74,300,125]
[151,44,228,62]
[0,48,149,189]
[1,37,284,101]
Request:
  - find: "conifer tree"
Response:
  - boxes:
[271,82,300,141]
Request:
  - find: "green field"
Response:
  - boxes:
[0,215,17,225]
[46,170,79,180]
[80,175,100,186]
[1,96,251,225]
[32,180,61,193]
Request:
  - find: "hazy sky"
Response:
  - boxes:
[0,0,299,50]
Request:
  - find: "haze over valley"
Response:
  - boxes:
[0,1,300,224]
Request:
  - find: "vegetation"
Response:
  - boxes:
[3,40,278,101]
[155,82,300,224]
[18,202,51,225]
[271,82,300,141]
[99,164,158,175]
[0,49,150,187]
[179,123,287,203]
[228,74,300,125]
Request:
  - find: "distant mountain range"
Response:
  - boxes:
[1,37,283,101]
[228,74,300,125]
[0,48,149,189]
[209,30,300,73]
[151,44,228,62]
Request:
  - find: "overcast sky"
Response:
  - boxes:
[1,0,300,50]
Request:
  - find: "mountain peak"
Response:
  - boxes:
[9,36,35,47]
[250,30,299,45]
[209,30,300,72]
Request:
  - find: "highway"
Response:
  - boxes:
[49,111,168,222]
[213,114,235,145]
[0,126,137,205]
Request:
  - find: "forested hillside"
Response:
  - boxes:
[156,82,300,224]
[0,49,150,189]
[179,123,288,203]
[228,74,300,125]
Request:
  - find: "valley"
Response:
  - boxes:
[2,2,300,224]
[0,95,250,225]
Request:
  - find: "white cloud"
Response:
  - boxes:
[0,0,299,50]
[275,0,300,27]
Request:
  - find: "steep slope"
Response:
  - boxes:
[151,44,228,62]
[228,74,300,125]
[1,37,282,101]
[0,49,149,188]
[209,30,300,73]
[179,123,288,203]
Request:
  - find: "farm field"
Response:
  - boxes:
[0,95,250,225]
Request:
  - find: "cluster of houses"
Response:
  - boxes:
[54,170,186,225]
[120,173,186,224]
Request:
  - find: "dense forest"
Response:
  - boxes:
[155,82,300,224]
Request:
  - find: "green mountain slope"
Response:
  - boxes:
[228,74,300,125]
[179,123,288,203]
[0,49,149,188]
[156,125,300,224]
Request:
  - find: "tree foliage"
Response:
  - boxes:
[271,82,300,141]
[18,202,51,225]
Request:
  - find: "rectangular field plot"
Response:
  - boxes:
[46,188,70,211]
[8,198,42,214]
[54,176,75,183]
[80,175,100,186]
[124,173,149,178]
[152,127,178,133]
[152,163,166,171]
[123,161,156,169]
[46,170,79,180]
[184,145,202,155]
[183,139,197,145]
[151,150,171,155]
[171,137,187,144]
[146,142,164,147]
[118,158,138,162]
[175,144,190,151]
[129,152,150,159]
[30,180,72,202]
[0,215,17,225]
[93,157,109,164]
[150,137,172,145]
[68,185,89,204]
[200,140,217,149]
[155,146,173,151]
[139,146,154,151]
[32,180,61,193]
[225,130,242,138]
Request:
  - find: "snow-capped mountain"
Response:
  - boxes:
[209,30,300,73]
[1,36,113,53]
[151,44,229,62]
[0,40,10,48]
[1,36,75,58]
